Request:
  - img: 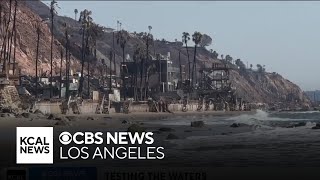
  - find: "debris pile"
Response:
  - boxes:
[0,86,21,114]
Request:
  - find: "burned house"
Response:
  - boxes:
[120,52,179,100]
[199,63,232,92]
[195,63,245,111]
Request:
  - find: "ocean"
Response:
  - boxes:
[142,110,320,167]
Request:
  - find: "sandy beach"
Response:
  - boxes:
[0,110,254,128]
[2,110,320,168]
[0,110,254,166]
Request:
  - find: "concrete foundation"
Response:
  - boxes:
[35,101,218,114]
[35,102,99,114]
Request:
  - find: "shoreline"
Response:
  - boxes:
[1,110,320,167]
[0,110,258,167]
[0,110,256,130]
[95,110,256,119]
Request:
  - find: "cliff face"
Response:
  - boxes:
[230,70,309,106]
[0,0,82,76]
[8,0,310,106]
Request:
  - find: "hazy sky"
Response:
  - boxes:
[52,1,320,91]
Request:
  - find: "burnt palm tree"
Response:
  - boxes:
[12,0,17,74]
[133,45,142,100]
[182,32,191,80]
[74,9,78,21]
[146,62,156,92]
[142,28,153,99]
[0,7,10,63]
[63,23,70,99]
[178,50,183,88]
[0,4,5,60]
[8,0,18,65]
[0,0,17,75]
[49,0,58,98]
[192,31,202,86]
[34,19,48,98]
[78,9,92,97]
[116,30,129,63]
[5,0,13,69]
[59,48,63,98]
[86,23,102,97]
[135,45,146,100]
[0,0,14,77]
[116,29,130,100]
[35,23,41,99]
[109,51,113,92]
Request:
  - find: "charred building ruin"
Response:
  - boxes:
[120,52,180,100]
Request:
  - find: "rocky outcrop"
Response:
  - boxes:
[230,70,310,106]
[191,121,205,128]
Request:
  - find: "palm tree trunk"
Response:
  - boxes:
[133,59,138,101]
[2,0,12,77]
[178,50,182,83]
[0,5,2,34]
[65,31,70,100]
[144,37,149,100]
[2,16,11,77]
[146,70,149,96]
[59,49,63,98]
[8,0,17,65]
[1,15,8,59]
[79,25,86,97]
[112,31,116,89]
[6,0,12,65]
[159,55,161,92]
[122,47,126,100]
[50,8,54,98]
[35,28,40,99]
[102,63,104,88]
[192,45,197,86]
[140,59,143,101]
[122,48,125,63]
[86,34,90,98]
[109,51,112,93]
[12,0,17,75]
[185,43,190,80]
[87,59,90,97]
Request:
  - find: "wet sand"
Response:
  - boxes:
[0,110,254,167]
[0,110,254,128]
[2,110,320,168]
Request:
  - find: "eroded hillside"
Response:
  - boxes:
[10,0,310,106]
[0,0,83,76]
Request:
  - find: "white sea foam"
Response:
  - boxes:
[144,110,317,128]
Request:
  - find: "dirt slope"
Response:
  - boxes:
[16,0,310,106]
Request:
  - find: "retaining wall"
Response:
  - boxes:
[35,102,208,114]
[35,102,99,114]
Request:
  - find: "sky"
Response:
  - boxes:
[50,1,320,91]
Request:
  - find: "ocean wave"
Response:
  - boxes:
[226,110,320,129]
[144,110,319,128]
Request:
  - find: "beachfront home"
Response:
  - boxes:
[120,52,180,100]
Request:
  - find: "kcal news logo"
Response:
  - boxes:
[16,127,53,164]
